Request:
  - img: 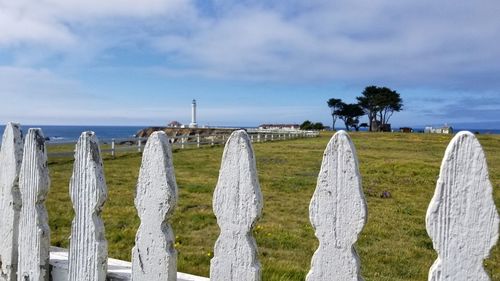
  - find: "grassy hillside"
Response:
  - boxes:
[46,132,500,281]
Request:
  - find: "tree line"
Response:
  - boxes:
[299,120,325,130]
[328,86,403,132]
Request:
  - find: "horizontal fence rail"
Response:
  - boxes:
[0,122,498,281]
[37,130,319,158]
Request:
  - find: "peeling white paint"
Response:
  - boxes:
[306,130,367,281]
[68,132,108,281]
[17,129,50,281]
[210,130,263,281]
[132,131,178,281]
[426,131,500,281]
[1,124,497,281]
[0,123,23,281]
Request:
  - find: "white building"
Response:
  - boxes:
[424,124,453,134]
[258,124,300,131]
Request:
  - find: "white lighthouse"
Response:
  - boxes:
[189,99,198,128]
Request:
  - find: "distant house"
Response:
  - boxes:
[258,124,300,130]
[424,124,453,134]
[399,127,413,133]
[168,121,182,128]
[380,124,392,132]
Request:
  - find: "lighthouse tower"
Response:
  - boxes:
[189,99,198,128]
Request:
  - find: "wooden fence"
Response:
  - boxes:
[0,122,498,281]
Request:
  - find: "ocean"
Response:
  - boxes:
[0,125,145,143]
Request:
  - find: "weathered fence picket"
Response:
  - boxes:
[0,123,23,281]
[132,131,178,281]
[68,132,108,281]
[18,129,50,281]
[0,121,498,281]
[210,130,263,281]
[426,131,499,281]
[307,131,367,281]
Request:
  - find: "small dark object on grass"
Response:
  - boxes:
[380,191,392,199]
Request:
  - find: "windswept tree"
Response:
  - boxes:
[377,88,403,129]
[335,103,365,131]
[327,98,343,130]
[357,86,403,131]
[357,86,379,132]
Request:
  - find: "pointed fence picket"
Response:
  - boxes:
[307,131,367,281]
[0,123,498,281]
[17,129,50,281]
[132,131,178,281]
[0,123,23,281]
[426,131,499,281]
[210,130,263,281]
[68,132,108,281]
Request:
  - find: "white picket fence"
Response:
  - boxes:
[0,122,498,281]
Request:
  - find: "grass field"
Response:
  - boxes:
[46,132,500,281]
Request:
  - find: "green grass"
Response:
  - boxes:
[46,132,500,281]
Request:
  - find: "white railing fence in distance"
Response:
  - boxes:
[40,130,319,158]
[0,122,498,281]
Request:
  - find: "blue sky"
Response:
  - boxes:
[1,0,499,128]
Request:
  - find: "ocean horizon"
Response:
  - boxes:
[1,125,145,142]
[0,124,499,144]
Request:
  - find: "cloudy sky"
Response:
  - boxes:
[1,0,499,128]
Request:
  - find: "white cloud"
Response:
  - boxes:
[0,9,75,47]
[0,66,83,98]
[1,0,500,90]
[0,0,194,48]
[0,66,201,125]
[151,0,500,88]
[41,0,190,19]
[0,67,90,122]
[0,65,331,125]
